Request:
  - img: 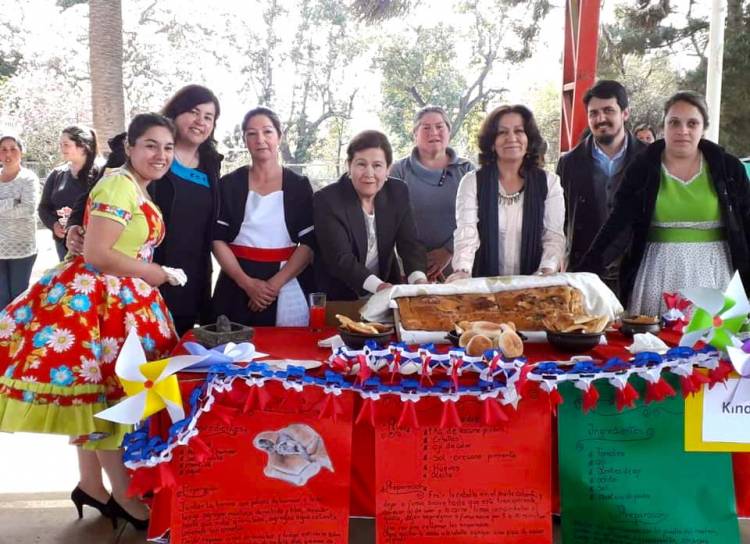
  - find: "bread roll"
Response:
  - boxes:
[466,334,493,357]
[498,330,524,359]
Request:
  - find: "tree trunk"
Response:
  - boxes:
[89,0,125,150]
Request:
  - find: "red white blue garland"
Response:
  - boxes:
[122,341,726,469]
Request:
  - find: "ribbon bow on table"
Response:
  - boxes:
[182,341,267,371]
[95,329,207,424]
[680,271,750,352]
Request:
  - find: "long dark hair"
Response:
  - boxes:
[62,125,100,187]
[161,84,221,164]
[477,104,547,171]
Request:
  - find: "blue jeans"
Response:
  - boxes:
[0,254,37,310]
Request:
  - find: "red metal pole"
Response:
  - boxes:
[560,0,601,152]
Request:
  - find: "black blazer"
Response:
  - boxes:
[556,132,646,271]
[314,174,426,301]
[577,138,750,305]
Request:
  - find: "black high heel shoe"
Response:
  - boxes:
[70,486,111,519]
[106,496,149,531]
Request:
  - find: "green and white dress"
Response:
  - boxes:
[629,160,732,316]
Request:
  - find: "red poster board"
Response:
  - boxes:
[374,390,552,544]
[169,382,354,544]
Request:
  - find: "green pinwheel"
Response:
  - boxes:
[680,272,750,351]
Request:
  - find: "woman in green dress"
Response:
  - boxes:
[578,91,750,316]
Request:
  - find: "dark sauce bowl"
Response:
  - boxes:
[546,330,603,352]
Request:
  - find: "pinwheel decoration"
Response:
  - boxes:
[725,345,750,404]
[680,272,750,351]
[95,329,207,424]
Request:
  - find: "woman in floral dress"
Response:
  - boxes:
[0,113,179,528]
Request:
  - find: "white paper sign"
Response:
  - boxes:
[702,378,750,443]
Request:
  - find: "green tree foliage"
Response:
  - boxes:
[348,0,417,22]
[375,0,550,157]
[278,0,365,164]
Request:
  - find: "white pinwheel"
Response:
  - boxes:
[680,272,750,351]
[95,329,207,424]
[725,346,750,404]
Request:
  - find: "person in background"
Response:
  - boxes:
[67,85,223,336]
[0,113,179,530]
[634,124,657,144]
[556,80,646,296]
[314,130,427,300]
[578,91,750,316]
[449,105,565,280]
[38,126,101,261]
[389,106,474,281]
[212,107,315,326]
[0,135,38,309]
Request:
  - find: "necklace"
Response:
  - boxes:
[498,186,524,206]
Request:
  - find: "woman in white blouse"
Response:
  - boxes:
[448,105,565,280]
[0,135,38,309]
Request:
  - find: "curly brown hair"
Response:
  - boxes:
[476,105,547,170]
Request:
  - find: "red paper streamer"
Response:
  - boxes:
[709,360,733,389]
[127,466,158,498]
[614,382,639,411]
[355,398,377,426]
[279,388,305,412]
[644,378,677,404]
[582,384,600,413]
[450,358,463,392]
[389,351,401,384]
[481,397,508,425]
[355,354,372,386]
[318,393,344,422]
[397,401,419,429]
[157,462,177,491]
[439,400,462,428]
[680,369,711,398]
[548,388,563,415]
[517,365,536,397]
[242,384,270,413]
[330,355,350,372]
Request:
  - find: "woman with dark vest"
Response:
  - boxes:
[314,130,427,300]
[65,85,222,336]
[448,105,565,280]
[211,107,315,326]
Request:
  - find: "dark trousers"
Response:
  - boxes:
[54,238,68,261]
[0,254,37,310]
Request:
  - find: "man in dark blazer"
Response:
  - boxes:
[314,132,427,301]
[557,80,646,296]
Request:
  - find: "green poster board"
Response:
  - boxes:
[558,377,739,544]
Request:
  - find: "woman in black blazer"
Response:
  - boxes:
[314,130,427,301]
[212,107,315,326]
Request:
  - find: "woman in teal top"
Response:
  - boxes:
[578,91,750,316]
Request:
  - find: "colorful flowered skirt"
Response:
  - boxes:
[0,257,177,449]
